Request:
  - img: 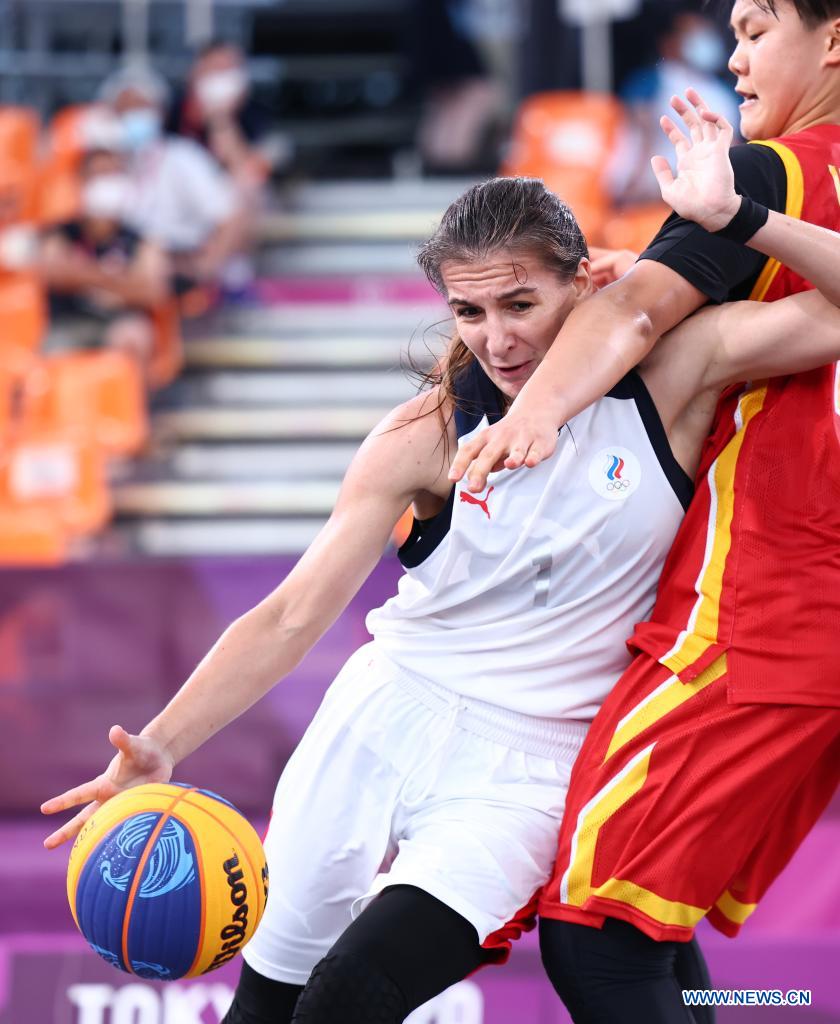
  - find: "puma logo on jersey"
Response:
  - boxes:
[460,485,494,519]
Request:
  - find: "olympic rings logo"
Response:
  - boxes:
[606,479,629,491]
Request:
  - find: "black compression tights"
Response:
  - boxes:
[539,917,716,1024]
[222,885,489,1024]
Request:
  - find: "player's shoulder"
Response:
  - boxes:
[369,386,454,453]
[728,140,788,193]
[352,385,454,497]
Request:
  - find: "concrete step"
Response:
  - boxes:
[114,479,340,517]
[283,177,475,214]
[259,209,442,243]
[158,370,418,409]
[153,405,391,441]
[111,517,328,556]
[194,302,445,335]
[183,335,441,370]
[163,442,358,481]
[260,241,421,277]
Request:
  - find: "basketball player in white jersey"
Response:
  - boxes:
[42,101,840,1023]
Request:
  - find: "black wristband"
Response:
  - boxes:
[713,195,769,244]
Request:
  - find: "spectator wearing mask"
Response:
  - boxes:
[40,147,169,366]
[607,12,740,205]
[169,40,281,196]
[99,65,250,291]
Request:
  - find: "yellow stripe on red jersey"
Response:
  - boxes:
[631,124,840,708]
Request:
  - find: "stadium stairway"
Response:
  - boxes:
[101,177,467,558]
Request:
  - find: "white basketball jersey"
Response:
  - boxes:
[366,362,691,721]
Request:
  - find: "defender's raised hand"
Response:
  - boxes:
[651,88,741,231]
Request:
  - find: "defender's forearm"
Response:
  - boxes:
[748,212,840,307]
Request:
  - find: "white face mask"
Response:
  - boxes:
[195,67,248,114]
[120,108,162,151]
[82,174,132,219]
[680,29,726,74]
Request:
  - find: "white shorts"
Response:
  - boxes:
[243,643,588,985]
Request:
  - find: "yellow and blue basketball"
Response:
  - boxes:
[66,782,268,981]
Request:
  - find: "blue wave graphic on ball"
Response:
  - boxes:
[131,959,173,980]
[99,813,196,898]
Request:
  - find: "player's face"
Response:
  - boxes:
[441,250,591,400]
[728,0,833,139]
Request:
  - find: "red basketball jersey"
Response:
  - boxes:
[630,124,840,707]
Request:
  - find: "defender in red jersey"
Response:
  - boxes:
[446,0,840,1020]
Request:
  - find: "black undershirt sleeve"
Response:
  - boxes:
[638,142,788,303]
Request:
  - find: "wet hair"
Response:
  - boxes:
[414,176,587,425]
[418,176,588,295]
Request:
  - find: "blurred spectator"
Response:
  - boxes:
[40,147,169,366]
[168,40,285,198]
[607,11,739,205]
[407,0,504,173]
[99,65,250,292]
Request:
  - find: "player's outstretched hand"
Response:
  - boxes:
[651,87,740,232]
[448,409,560,492]
[40,725,174,850]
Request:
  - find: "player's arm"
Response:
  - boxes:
[704,290,840,388]
[449,92,787,493]
[447,248,705,491]
[645,290,840,427]
[40,390,451,848]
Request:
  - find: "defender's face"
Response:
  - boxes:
[440,250,591,400]
[728,0,829,139]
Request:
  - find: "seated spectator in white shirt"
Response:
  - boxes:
[168,40,285,200]
[98,65,250,292]
[40,147,170,367]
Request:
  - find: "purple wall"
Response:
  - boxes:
[1,557,838,1023]
[0,557,402,817]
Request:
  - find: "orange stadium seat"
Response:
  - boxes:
[36,163,82,226]
[0,107,40,223]
[46,105,111,167]
[148,298,184,390]
[38,106,92,225]
[0,272,47,373]
[601,201,671,255]
[0,107,39,171]
[20,351,148,457]
[0,506,68,565]
[0,111,47,368]
[0,427,111,538]
[502,91,628,244]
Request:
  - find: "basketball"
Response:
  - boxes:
[66,782,268,981]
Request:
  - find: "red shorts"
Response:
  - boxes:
[539,652,840,941]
